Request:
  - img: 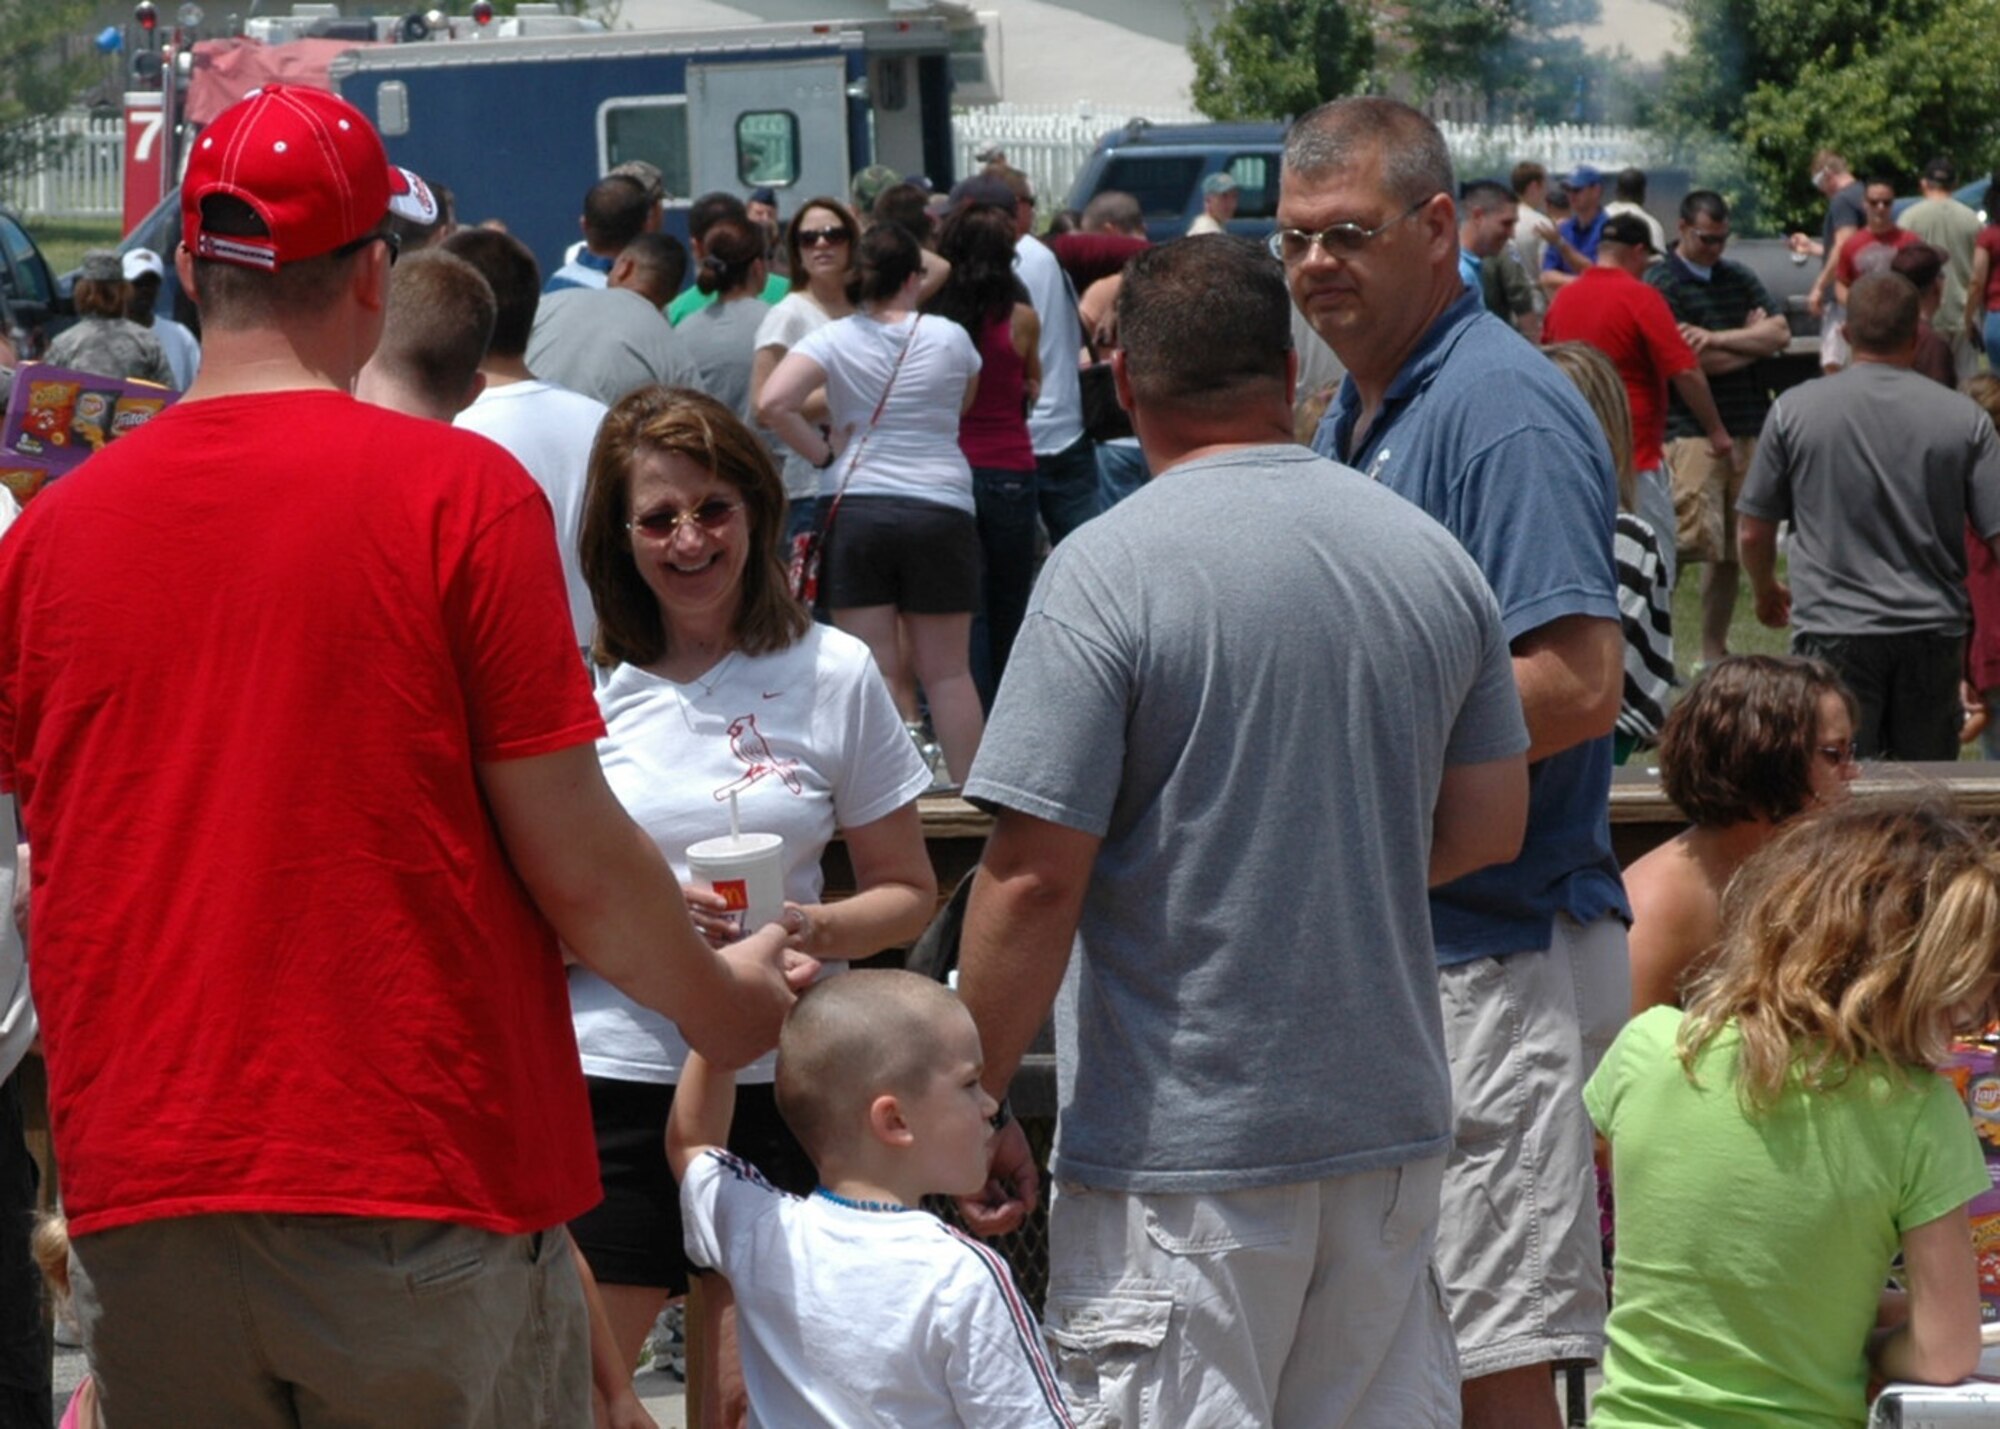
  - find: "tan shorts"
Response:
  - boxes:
[1435,915,1629,1379]
[69,1213,591,1428]
[1666,433,1757,565]
[1044,1159,1459,1427]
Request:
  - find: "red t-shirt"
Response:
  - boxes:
[1835,225,1920,288]
[0,391,606,1237]
[1542,265,1698,473]
[1979,226,2000,311]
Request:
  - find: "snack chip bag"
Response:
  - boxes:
[17,379,81,454]
[72,390,113,452]
[110,395,167,439]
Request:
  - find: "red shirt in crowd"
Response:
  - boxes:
[1835,226,1920,289]
[0,391,606,1237]
[1543,265,1699,473]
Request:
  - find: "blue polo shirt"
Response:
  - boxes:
[1543,210,1608,272]
[1312,288,1629,964]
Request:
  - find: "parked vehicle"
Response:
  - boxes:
[1063,120,1284,243]
[328,17,971,280]
[0,207,61,358]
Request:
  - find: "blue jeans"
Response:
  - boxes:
[1096,439,1150,510]
[1985,310,2000,373]
[1035,433,1101,545]
[970,465,1038,707]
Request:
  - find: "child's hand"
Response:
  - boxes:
[956,1118,1039,1239]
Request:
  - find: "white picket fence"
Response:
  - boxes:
[0,111,123,220]
[1,102,1677,225]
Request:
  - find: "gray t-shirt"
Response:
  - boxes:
[1739,362,2000,637]
[964,444,1526,1193]
[526,287,698,410]
[677,296,772,421]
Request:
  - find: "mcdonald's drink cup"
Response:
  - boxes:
[685,832,786,940]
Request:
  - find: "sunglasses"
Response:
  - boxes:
[1815,740,1861,768]
[1267,198,1431,265]
[332,230,401,266]
[798,226,850,248]
[1687,229,1729,247]
[628,499,741,540]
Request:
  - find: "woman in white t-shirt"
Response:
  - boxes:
[759,222,986,782]
[567,386,937,1419]
[749,198,860,542]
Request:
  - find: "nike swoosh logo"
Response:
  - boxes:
[762,690,782,699]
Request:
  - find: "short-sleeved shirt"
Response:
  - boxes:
[682,1151,1074,1427]
[1314,288,1629,964]
[1899,196,1981,331]
[1543,265,1700,472]
[1834,225,1919,288]
[964,443,1526,1191]
[0,391,606,1237]
[1823,181,1867,261]
[754,292,841,501]
[667,271,788,326]
[1739,362,2000,637]
[526,285,698,409]
[569,626,930,1085]
[1645,253,1780,439]
[45,316,174,388]
[675,295,773,420]
[1586,1007,1988,1429]
[1544,209,1608,271]
[794,312,981,513]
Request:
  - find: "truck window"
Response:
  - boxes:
[1227,155,1276,220]
[0,219,48,306]
[601,99,692,206]
[736,111,800,187]
[1100,155,1205,220]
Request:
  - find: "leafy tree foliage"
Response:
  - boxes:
[0,2,101,190]
[1189,0,1377,122]
[1664,0,2000,232]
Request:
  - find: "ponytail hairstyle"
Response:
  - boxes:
[693,215,765,298]
[845,221,923,307]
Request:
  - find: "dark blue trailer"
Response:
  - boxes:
[326,19,963,280]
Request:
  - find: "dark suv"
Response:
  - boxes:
[0,206,59,357]
[1064,120,1286,244]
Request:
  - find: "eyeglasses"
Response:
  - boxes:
[1267,198,1433,265]
[332,230,401,266]
[628,499,741,540]
[797,227,850,248]
[1815,740,1861,768]
[1687,229,1729,247]
[1864,197,1894,208]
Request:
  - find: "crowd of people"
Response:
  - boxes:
[2,76,2000,1429]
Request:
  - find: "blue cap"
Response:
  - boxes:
[1563,164,1603,190]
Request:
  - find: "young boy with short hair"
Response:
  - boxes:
[666,970,1073,1427]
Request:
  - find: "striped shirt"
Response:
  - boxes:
[1644,253,1779,439]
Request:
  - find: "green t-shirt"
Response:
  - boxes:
[1585,1006,1989,1429]
[667,272,789,326]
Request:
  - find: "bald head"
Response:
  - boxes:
[774,971,971,1165]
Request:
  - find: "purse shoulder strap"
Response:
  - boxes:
[822,314,919,525]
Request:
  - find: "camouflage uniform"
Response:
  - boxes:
[45,317,174,388]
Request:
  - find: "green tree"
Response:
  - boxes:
[1187,0,1377,122]
[1663,0,2000,232]
[1395,0,1601,116]
[0,1,101,193]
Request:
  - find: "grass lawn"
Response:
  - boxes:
[1668,556,1985,761]
[25,217,123,279]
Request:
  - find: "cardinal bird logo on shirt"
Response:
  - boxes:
[714,713,804,800]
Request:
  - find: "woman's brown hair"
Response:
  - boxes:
[579,386,808,668]
[1658,654,1856,828]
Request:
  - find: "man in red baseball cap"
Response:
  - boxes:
[0,84,808,1425]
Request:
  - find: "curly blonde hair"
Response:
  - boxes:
[1679,801,2000,1110]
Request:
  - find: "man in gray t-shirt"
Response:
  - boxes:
[1741,270,2000,760]
[953,236,1529,1424]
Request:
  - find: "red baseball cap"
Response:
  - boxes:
[182,85,437,271]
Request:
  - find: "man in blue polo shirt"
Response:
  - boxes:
[1282,96,1629,1429]
[1541,163,1608,296]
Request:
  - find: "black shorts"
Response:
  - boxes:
[568,1075,815,1292]
[822,494,982,614]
